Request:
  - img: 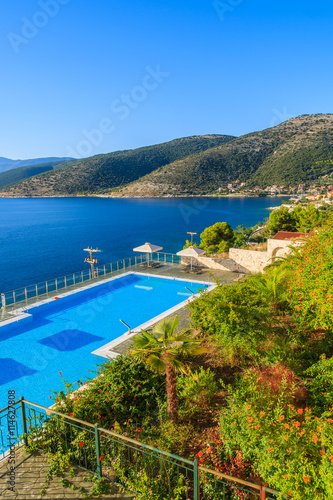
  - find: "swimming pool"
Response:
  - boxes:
[0,273,210,412]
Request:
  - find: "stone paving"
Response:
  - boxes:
[0,450,132,499]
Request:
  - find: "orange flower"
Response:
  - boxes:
[327,418,333,423]
[287,448,292,453]
[279,415,285,421]
[267,448,273,453]
[245,404,251,410]
[312,434,318,443]
[283,435,289,440]
[283,475,289,479]
[298,409,304,415]
[260,411,265,416]
[284,423,290,429]
[299,429,306,436]
[303,476,310,484]
[247,417,253,422]
[255,425,260,429]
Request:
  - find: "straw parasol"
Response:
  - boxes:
[176,246,206,270]
[133,242,163,266]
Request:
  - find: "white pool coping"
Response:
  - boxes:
[0,271,215,358]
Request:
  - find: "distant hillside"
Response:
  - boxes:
[0,156,73,174]
[0,135,234,196]
[0,160,71,189]
[110,114,333,197]
[1,114,333,198]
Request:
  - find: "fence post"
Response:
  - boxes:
[65,276,67,288]
[20,397,28,446]
[1,293,6,308]
[81,271,83,283]
[55,279,58,292]
[104,265,106,276]
[260,487,266,500]
[193,459,199,500]
[94,425,102,479]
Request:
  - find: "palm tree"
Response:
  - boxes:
[249,266,288,312]
[129,316,207,423]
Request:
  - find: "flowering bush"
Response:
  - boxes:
[286,216,333,333]
[52,356,165,432]
[219,366,333,498]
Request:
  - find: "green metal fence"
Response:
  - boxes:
[0,399,281,500]
[0,252,182,310]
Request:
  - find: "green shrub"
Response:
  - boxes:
[52,356,166,431]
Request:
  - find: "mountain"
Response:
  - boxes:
[109,114,333,197]
[0,157,73,174]
[0,160,72,190]
[1,114,333,198]
[0,135,234,196]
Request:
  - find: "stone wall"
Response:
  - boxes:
[229,248,270,274]
[181,238,304,275]
[181,256,247,273]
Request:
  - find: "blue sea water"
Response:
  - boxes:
[0,196,283,294]
[0,274,208,412]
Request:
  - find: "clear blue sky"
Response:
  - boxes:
[1,0,332,159]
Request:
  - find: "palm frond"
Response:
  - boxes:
[146,354,166,373]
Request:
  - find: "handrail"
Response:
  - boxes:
[0,398,281,497]
[22,399,193,465]
[0,252,181,309]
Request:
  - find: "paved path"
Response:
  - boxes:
[0,450,132,499]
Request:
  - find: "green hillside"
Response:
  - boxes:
[114,114,333,196]
[1,114,333,198]
[0,135,234,196]
[0,160,71,189]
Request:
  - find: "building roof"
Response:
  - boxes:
[272,231,308,241]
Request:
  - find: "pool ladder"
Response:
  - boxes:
[120,319,132,335]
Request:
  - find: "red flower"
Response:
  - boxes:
[199,458,204,462]
[69,412,73,416]
[197,451,203,457]
[303,476,310,484]
[99,456,103,462]
[79,441,84,447]
[59,371,62,375]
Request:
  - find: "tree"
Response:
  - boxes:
[199,222,234,255]
[265,206,298,236]
[129,316,207,422]
[233,224,252,248]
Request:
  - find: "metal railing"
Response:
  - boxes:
[0,399,280,500]
[0,252,181,310]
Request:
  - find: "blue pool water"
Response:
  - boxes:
[0,273,208,412]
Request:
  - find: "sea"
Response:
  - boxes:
[0,196,284,294]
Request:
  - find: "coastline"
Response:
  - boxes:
[0,193,287,200]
